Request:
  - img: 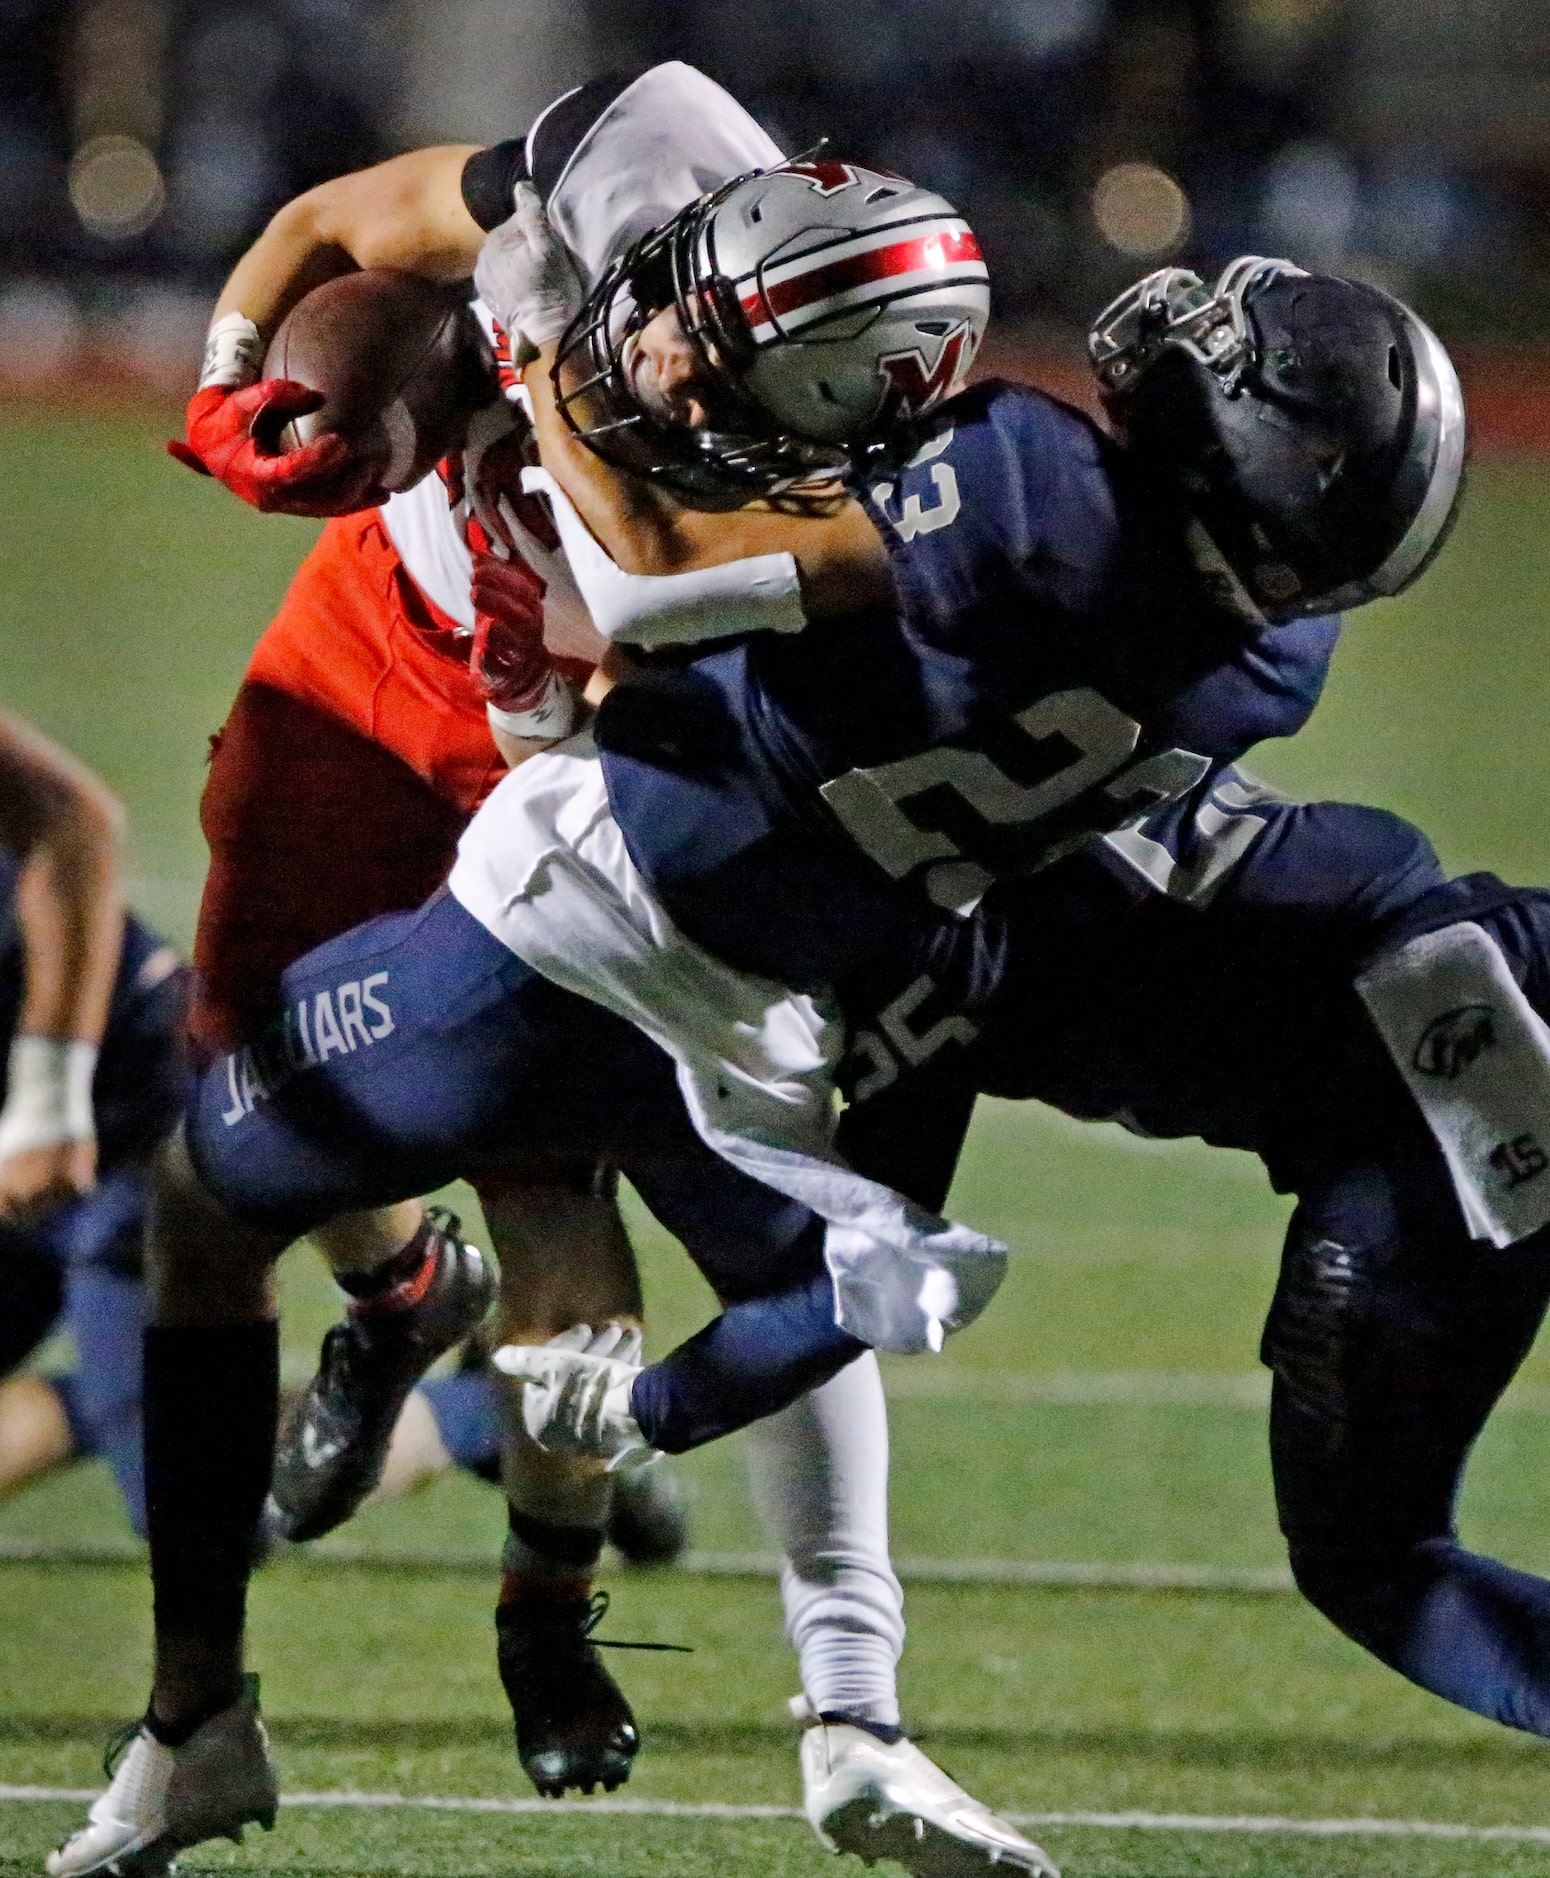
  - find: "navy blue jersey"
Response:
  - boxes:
[598,380,1339,996]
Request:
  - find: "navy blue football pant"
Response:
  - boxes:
[0,1170,150,1531]
[187,889,863,1452]
[1254,882,1550,1738]
[1264,1145,1550,1735]
[0,920,190,1535]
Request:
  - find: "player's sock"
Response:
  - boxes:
[745,1353,905,1734]
[335,1216,437,1312]
[144,1322,278,1735]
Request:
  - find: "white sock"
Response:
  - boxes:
[744,1352,903,1729]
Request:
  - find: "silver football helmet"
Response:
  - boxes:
[552,156,991,503]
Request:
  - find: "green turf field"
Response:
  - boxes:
[5,404,1550,1874]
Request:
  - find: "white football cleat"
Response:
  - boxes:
[799,1709,1059,1877]
[47,1676,278,1877]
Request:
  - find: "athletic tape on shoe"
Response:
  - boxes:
[1356,920,1550,1246]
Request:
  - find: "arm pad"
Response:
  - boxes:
[521,466,807,650]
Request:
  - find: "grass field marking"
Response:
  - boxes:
[1024,1811,1550,1844]
[6,1787,1550,1842]
[0,1536,1296,1590]
[880,1367,1273,1406]
[120,1360,1550,1411]
[879,1366,1550,1412]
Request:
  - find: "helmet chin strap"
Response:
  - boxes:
[1181,517,1273,631]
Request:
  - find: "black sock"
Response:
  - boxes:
[143,1683,248,1748]
[335,1218,435,1301]
[145,1322,279,1670]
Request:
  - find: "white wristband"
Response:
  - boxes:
[0,1036,97,1160]
[198,313,264,391]
[521,467,807,650]
[486,672,579,745]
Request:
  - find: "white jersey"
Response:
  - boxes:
[380,63,786,661]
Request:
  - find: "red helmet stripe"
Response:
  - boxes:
[740,226,984,332]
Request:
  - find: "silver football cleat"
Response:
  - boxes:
[799,1707,1059,1877]
[46,1676,278,1878]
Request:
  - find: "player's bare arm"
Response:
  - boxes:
[175,145,491,515]
[0,712,126,1220]
[213,145,486,339]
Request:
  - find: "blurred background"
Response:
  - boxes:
[1,0,1546,397]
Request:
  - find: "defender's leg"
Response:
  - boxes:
[267,1201,494,1542]
[1265,1154,1550,1731]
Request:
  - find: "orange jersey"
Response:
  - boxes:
[193,511,502,1054]
[244,507,506,818]
[191,376,608,1055]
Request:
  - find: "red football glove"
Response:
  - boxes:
[168,382,385,516]
[468,519,553,714]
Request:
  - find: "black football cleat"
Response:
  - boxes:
[607,1460,690,1567]
[268,1208,494,1542]
[497,1590,641,1797]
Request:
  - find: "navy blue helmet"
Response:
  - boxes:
[1089,257,1467,621]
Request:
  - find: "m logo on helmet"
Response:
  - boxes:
[778,159,864,196]
[875,320,978,427]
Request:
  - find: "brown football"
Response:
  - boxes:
[260,269,496,494]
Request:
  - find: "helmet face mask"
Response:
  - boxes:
[1090,257,1467,620]
[553,158,990,504]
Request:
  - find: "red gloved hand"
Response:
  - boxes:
[168,382,384,516]
[468,519,553,714]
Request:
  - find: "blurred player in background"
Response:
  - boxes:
[0,712,535,1550]
[0,711,184,1536]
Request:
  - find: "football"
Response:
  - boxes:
[260,268,496,494]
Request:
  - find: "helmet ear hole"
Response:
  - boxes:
[1387,345,1402,389]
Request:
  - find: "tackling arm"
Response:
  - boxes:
[0,713,127,1220]
[523,341,895,622]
